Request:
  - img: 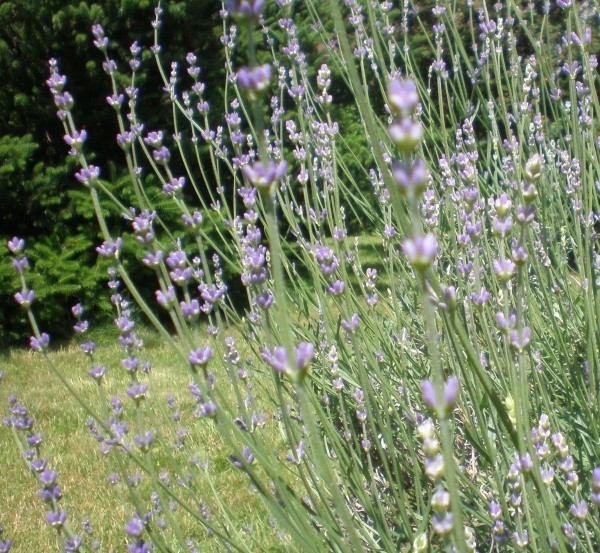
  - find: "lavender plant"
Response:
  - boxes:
[4,0,600,551]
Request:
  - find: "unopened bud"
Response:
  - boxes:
[524,154,543,183]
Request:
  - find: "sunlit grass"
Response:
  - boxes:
[0,326,285,552]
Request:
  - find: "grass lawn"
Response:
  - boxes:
[0,326,285,552]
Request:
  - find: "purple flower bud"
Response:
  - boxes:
[88,365,106,382]
[510,327,531,352]
[163,176,186,196]
[143,251,163,268]
[127,540,152,553]
[7,237,25,254]
[74,165,100,186]
[225,0,265,22]
[30,458,48,473]
[516,204,536,225]
[39,470,58,488]
[106,94,124,108]
[388,118,423,154]
[30,333,50,352]
[241,159,287,193]
[236,65,271,100]
[64,130,87,151]
[65,536,82,552]
[14,290,34,309]
[73,320,89,334]
[255,289,274,309]
[431,512,453,536]
[102,59,117,74]
[569,500,588,520]
[295,342,314,372]
[125,517,145,538]
[341,313,360,333]
[126,383,148,403]
[493,258,515,283]
[81,341,96,355]
[154,288,175,311]
[326,279,345,295]
[71,303,84,317]
[134,431,154,451]
[11,257,28,272]
[393,159,428,197]
[189,346,212,368]
[152,146,171,164]
[388,78,419,117]
[489,501,502,520]
[46,510,67,529]
[421,376,459,417]
[403,234,438,272]
[27,432,43,447]
[96,238,122,258]
[182,211,203,228]
[512,245,528,265]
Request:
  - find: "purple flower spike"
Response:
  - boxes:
[91,24,108,49]
[0,538,13,552]
[7,237,25,254]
